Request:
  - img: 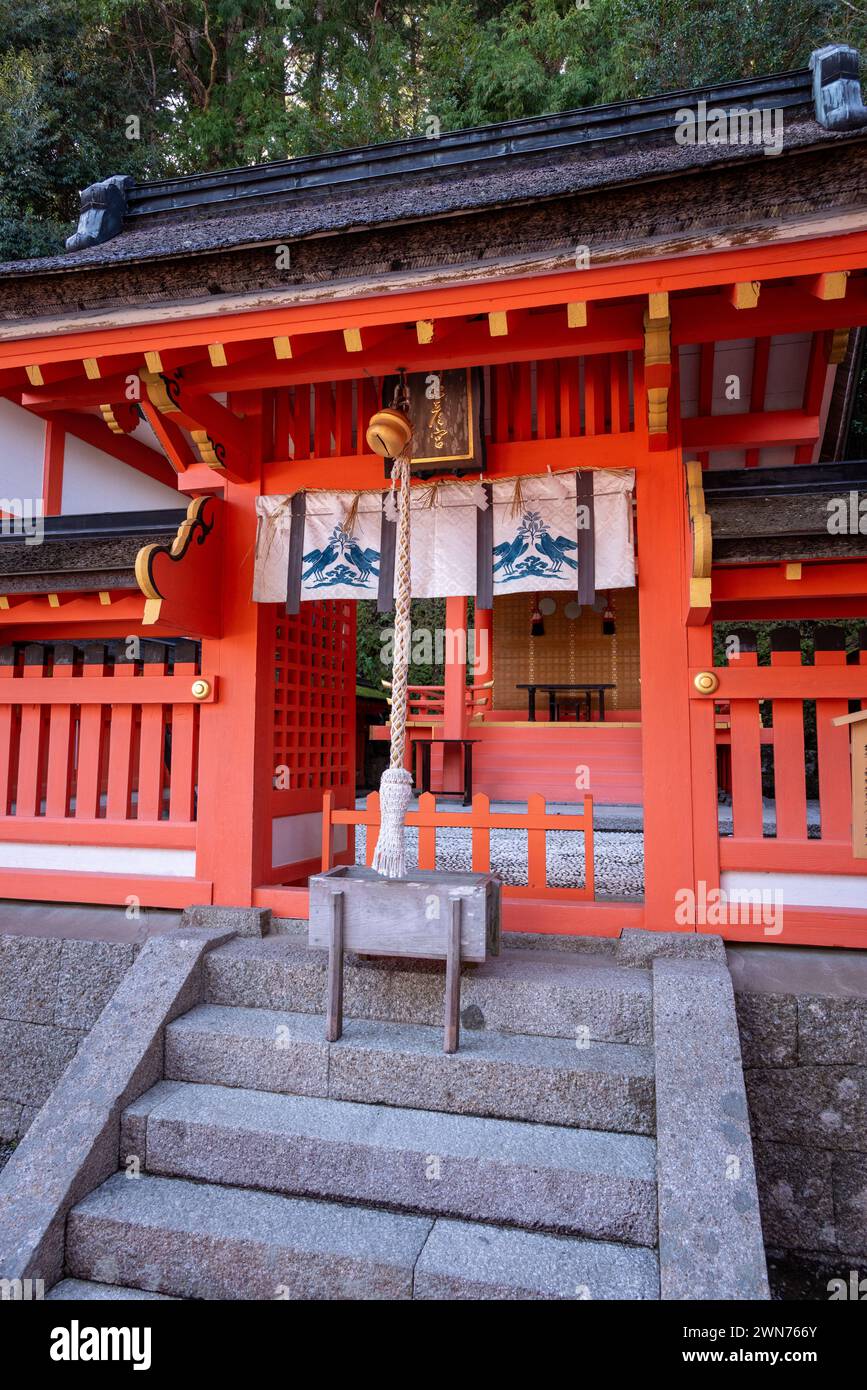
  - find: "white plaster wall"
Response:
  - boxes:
[0,398,180,515]
[272,812,348,869]
[722,870,867,910]
[0,397,46,504]
[61,428,180,513]
[0,842,196,876]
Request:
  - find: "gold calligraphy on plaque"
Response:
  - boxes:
[386,367,484,473]
[429,383,448,450]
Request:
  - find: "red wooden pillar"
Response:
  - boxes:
[195,481,275,906]
[42,419,64,516]
[636,443,718,930]
[473,607,493,689]
[688,622,722,909]
[443,595,468,790]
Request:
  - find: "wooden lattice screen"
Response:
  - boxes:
[492,589,641,712]
[272,601,356,814]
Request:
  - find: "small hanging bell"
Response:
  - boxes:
[602,592,616,636]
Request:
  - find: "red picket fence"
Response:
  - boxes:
[0,640,203,846]
[322,788,595,901]
[714,627,867,876]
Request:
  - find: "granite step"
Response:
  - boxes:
[122,1080,658,1245]
[66,1172,432,1300]
[414,1219,659,1300]
[46,1279,176,1300]
[204,936,654,1044]
[164,1004,656,1134]
[66,1172,660,1300]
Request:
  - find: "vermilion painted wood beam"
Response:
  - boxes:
[138,399,195,474]
[681,409,819,450]
[263,431,637,493]
[41,418,64,514]
[635,443,704,928]
[17,306,641,403]
[672,281,867,345]
[179,320,464,398]
[690,666,867,700]
[712,561,867,603]
[713,597,867,621]
[0,595,148,632]
[174,306,644,396]
[169,393,252,469]
[21,372,159,411]
[5,226,867,371]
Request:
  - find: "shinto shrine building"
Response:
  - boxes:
[1,44,866,948]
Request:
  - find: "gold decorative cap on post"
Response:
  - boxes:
[693,671,720,694]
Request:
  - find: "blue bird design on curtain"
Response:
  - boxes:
[496,508,578,583]
[303,522,380,589]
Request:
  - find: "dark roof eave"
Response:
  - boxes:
[0,122,858,284]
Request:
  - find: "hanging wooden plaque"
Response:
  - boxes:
[383,368,485,476]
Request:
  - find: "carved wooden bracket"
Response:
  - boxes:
[99,402,140,434]
[135,495,223,637]
[139,368,251,478]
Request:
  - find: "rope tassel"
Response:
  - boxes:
[372,445,413,878]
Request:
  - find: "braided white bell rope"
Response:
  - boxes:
[372,445,413,877]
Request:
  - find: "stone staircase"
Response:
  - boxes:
[45,930,767,1301]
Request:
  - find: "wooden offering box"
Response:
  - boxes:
[308,865,501,1052]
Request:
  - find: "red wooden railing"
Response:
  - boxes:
[0,640,203,846]
[322,788,595,901]
[384,681,493,722]
[714,628,867,876]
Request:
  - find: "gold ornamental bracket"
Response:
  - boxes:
[99,402,140,435]
[685,459,713,625]
[135,495,223,638]
[643,297,671,445]
[138,367,252,479]
[831,709,867,859]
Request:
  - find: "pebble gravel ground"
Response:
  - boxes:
[354,824,645,897]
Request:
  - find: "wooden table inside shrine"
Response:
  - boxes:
[517,682,616,722]
[414,737,479,806]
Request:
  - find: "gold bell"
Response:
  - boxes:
[366,407,413,459]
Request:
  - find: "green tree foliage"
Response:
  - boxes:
[597,0,867,101]
[3,0,867,261]
[0,0,165,259]
[357,597,448,689]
